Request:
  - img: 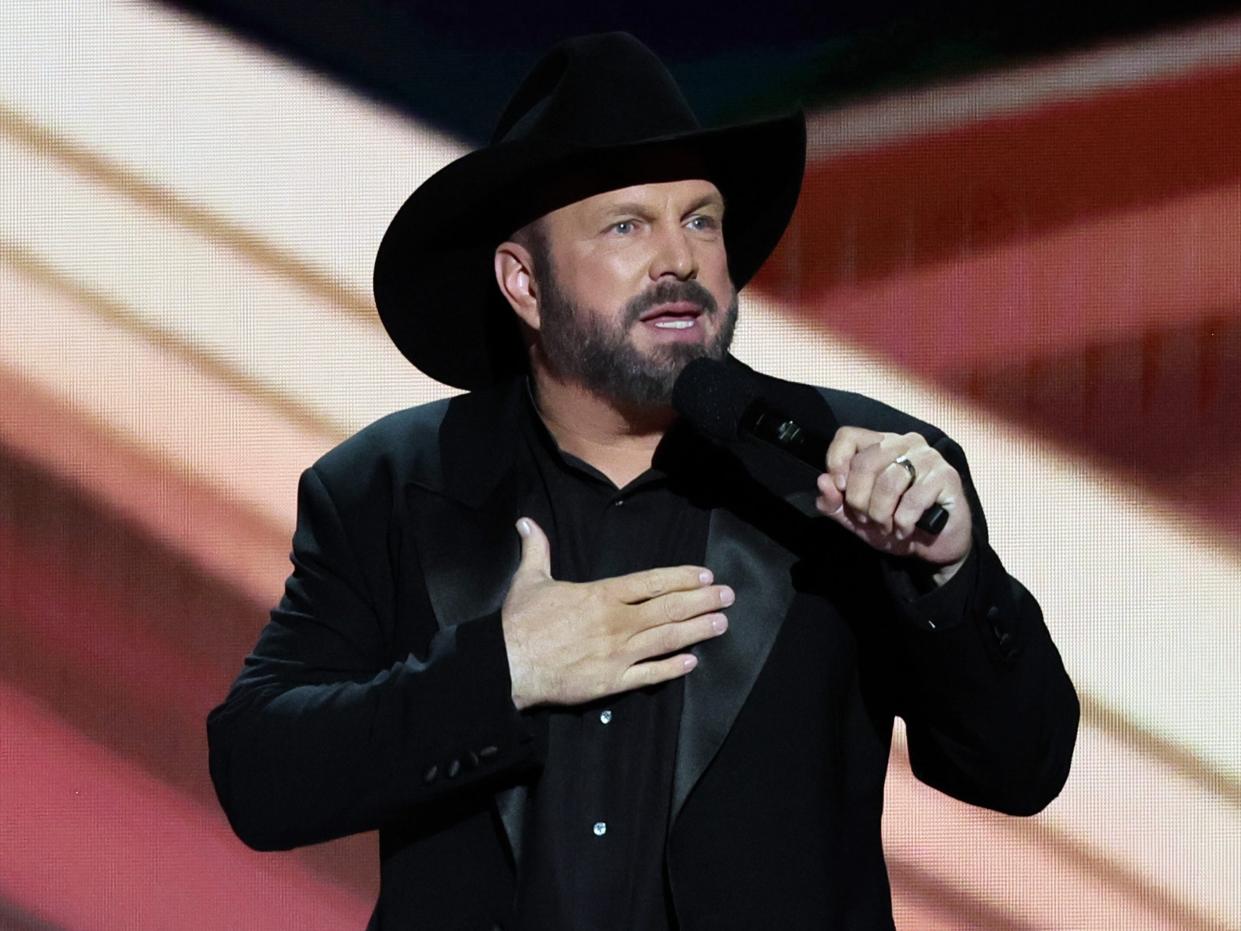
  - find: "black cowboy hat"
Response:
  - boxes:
[373,32,806,390]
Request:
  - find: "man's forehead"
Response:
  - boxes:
[552,179,724,221]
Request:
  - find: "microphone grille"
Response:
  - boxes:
[671,358,756,442]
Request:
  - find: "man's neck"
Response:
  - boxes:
[529,372,675,489]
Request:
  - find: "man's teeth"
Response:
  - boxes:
[652,319,695,329]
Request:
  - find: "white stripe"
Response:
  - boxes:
[0,0,467,295]
[0,265,321,534]
[0,133,454,433]
[884,725,1239,927]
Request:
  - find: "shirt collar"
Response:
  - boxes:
[519,378,671,493]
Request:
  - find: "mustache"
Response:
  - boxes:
[622,279,720,326]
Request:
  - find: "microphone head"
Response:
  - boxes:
[671,357,757,442]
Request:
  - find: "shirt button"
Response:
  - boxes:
[593,822,607,837]
[612,497,624,507]
[599,709,613,725]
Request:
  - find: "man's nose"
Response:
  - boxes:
[649,225,697,281]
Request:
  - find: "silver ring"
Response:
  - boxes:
[892,455,916,485]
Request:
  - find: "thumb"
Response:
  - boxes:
[815,472,843,513]
[514,516,552,581]
[814,474,857,531]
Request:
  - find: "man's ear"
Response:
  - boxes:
[494,242,540,331]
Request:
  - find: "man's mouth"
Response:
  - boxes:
[638,302,704,330]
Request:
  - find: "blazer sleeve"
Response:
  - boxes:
[206,463,539,852]
[877,432,1080,816]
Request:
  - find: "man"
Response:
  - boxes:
[207,32,1078,930]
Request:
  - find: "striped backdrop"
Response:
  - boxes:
[1,2,1238,928]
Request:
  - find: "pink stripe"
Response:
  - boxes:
[768,180,1241,373]
[0,685,371,931]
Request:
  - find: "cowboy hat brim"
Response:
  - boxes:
[373,109,806,390]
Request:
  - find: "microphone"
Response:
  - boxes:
[671,358,949,536]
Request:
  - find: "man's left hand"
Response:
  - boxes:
[814,427,972,583]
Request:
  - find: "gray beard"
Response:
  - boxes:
[537,271,738,408]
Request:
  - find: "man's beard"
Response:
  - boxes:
[536,268,738,408]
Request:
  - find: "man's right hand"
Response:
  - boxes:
[501,517,732,710]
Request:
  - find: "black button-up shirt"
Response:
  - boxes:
[513,395,710,931]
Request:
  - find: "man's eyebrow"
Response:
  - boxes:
[682,193,725,215]
[595,193,726,221]
[597,201,657,219]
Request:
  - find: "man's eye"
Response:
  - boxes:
[612,220,635,234]
[688,216,719,231]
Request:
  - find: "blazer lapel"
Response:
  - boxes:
[410,483,543,868]
[656,408,823,826]
[655,422,809,824]
[402,380,545,869]
[671,504,798,822]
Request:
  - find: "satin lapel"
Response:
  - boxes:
[409,484,537,867]
[672,505,798,823]
[412,488,520,636]
[403,379,546,869]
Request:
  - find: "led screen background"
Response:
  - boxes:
[1,2,1239,928]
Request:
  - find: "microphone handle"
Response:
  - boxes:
[742,404,949,536]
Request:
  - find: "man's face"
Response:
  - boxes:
[529,179,738,408]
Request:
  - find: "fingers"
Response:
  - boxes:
[891,466,957,539]
[626,612,728,661]
[605,564,715,604]
[825,426,885,492]
[841,433,919,526]
[823,430,936,532]
[514,516,552,581]
[616,608,730,693]
[815,471,844,514]
[632,583,734,630]
[618,652,699,691]
[817,430,971,561]
[860,448,932,534]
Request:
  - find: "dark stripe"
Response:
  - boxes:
[948,312,1241,544]
[156,1,1240,141]
[887,859,1044,931]
[0,899,65,931]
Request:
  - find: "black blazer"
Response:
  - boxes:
[207,364,1078,930]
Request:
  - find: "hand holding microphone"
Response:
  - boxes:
[813,426,972,574]
[672,359,972,575]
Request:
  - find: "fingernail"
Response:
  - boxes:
[835,474,847,491]
[719,587,735,606]
[516,518,530,536]
[711,615,728,634]
[699,569,713,584]
[683,655,698,671]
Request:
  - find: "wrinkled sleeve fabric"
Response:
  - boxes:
[876,432,1079,816]
[206,464,538,851]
